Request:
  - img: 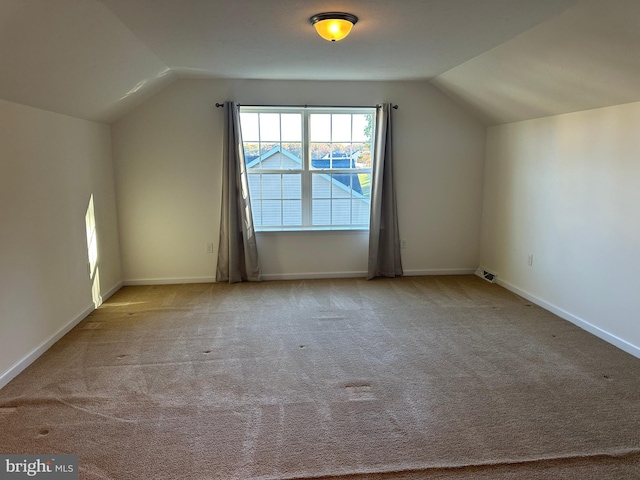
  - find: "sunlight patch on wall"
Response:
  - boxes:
[85,195,102,308]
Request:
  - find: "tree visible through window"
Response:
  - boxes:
[240,107,375,230]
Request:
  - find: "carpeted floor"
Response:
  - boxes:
[1,276,639,479]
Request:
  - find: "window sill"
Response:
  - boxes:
[255,227,369,235]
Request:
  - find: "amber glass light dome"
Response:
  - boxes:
[310,13,358,42]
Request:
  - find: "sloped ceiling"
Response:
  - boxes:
[0,0,173,123]
[432,0,640,125]
[5,0,638,125]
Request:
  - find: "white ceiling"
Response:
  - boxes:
[96,0,576,81]
[432,0,640,125]
[3,0,639,125]
[0,0,174,123]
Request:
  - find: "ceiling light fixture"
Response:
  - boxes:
[310,12,358,42]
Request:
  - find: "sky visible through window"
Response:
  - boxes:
[241,113,370,144]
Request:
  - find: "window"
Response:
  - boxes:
[240,107,375,231]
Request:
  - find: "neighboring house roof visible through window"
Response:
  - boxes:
[246,146,365,197]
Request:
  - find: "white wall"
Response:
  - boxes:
[481,101,640,355]
[0,99,122,384]
[112,79,486,282]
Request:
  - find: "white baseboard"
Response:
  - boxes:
[497,278,640,359]
[0,306,92,389]
[124,277,216,286]
[262,269,476,281]
[261,271,367,281]
[404,268,477,276]
[124,270,478,284]
[103,281,123,301]
[0,281,124,390]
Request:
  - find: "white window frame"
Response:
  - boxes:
[240,106,376,232]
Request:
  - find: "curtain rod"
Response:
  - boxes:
[215,103,398,109]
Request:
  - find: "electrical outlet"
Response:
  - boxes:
[206,243,214,254]
[527,254,534,267]
[401,239,407,249]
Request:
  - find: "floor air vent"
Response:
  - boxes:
[475,267,497,283]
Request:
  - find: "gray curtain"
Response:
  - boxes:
[367,103,403,280]
[216,101,261,283]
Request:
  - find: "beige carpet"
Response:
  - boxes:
[1,276,639,479]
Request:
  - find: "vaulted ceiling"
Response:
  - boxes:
[432,0,640,124]
[1,0,638,125]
